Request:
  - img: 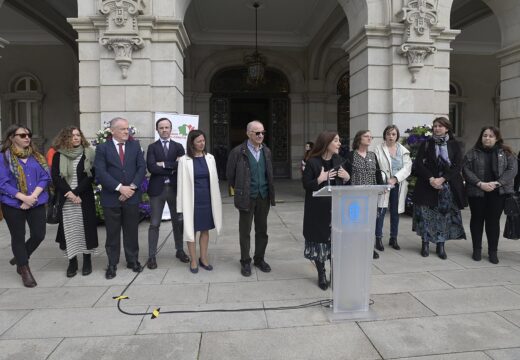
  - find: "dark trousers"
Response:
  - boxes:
[2,204,46,266]
[103,203,140,266]
[148,184,184,257]
[239,196,270,263]
[468,192,505,253]
[375,183,400,238]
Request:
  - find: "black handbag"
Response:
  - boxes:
[504,193,520,216]
[46,192,60,224]
[503,214,520,240]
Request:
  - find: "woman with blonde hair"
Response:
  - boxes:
[51,126,98,277]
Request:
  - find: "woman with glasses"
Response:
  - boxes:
[413,117,467,259]
[0,125,51,287]
[177,130,222,273]
[302,131,350,290]
[462,126,517,263]
[51,126,98,277]
[373,125,412,251]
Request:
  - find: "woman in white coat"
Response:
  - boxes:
[177,130,222,273]
[373,125,412,251]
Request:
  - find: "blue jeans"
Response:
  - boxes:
[375,183,400,239]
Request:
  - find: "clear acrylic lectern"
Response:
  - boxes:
[313,184,389,320]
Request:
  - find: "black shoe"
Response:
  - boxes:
[373,250,379,259]
[147,257,157,270]
[9,257,17,266]
[436,243,447,260]
[489,251,499,264]
[472,249,482,261]
[254,259,271,273]
[375,237,384,251]
[66,257,78,278]
[127,262,143,273]
[315,261,328,291]
[176,250,190,263]
[389,237,400,250]
[105,265,117,279]
[240,261,252,277]
[82,254,92,276]
[421,242,429,257]
[199,258,213,271]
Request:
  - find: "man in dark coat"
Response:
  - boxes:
[146,117,189,269]
[226,120,275,277]
[95,117,146,279]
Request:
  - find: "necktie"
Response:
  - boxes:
[163,140,169,157]
[118,143,125,165]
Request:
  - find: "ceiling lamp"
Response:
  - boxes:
[244,2,266,86]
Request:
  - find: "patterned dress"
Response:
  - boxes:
[350,151,378,186]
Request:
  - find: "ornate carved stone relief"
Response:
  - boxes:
[98,0,145,78]
[398,0,438,82]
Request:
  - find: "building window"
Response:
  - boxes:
[449,82,463,136]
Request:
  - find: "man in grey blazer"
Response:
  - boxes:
[95,117,146,279]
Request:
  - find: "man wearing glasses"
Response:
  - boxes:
[227,120,276,277]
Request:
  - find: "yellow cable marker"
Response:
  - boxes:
[151,308,160,319]
[113,295,129,300]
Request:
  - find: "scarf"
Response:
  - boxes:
[433,134,451,166]
[482,144,500,180]
[58,145,95,185]
[7,146,48,194]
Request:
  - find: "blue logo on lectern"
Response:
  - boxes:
[341,195,369,226]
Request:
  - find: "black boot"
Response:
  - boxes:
[373,250,379,259]
[82,254,92,276]
[375,237,384,251]
[489,251,499,264]
[315,261,328,290]
[436,243,447,260]
[421,242,429,257]
[389,237,400,250]
[472,248,481,261]
[67,256,78,278]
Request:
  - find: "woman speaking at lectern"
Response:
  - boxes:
[302,131,350,290]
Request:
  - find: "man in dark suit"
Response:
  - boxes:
[146,117,189,269]
[95,117,146,279]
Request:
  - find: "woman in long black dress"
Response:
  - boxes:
[413,117,467,259]
[177,130,222,273]
[303,131,350,290]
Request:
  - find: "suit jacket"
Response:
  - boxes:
[146,139,185,197]
[94,139,146,207]
[177,153,222,242]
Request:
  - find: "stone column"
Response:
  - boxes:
[290,92,305,178]
[68,0,189,145]
[341,0,458,143]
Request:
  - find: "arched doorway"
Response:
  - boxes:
[210,67,291,178]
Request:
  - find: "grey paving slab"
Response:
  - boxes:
[371,272,452,294]
[199,323,380,360]
[486,348,520,360]
[94,284,208,307]
[47,333,200,360]
[431,267,520,288]
[1,306,147,339]
[359,312,520,359]
[0,270,69,288]
[0,310,29,336]
[137,302,267,334]
[208,279,330,303]
[0,339,62,360]
[507,284,520,295]
[397,352,492,360]
[62,268,168,286]
[0,289,6,296]
[263,298,331,328]
[0,286,108,310]
[368,250,464,274]
[412,286,520,315]
[0,258,51,273]
[366,293,436,321]
[497,309,520,327]
[255,259,318,281]
[448,251,520,268]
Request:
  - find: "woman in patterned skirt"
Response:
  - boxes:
[343,130,383,259]
[413,117,467,259]
[51,126,98,277]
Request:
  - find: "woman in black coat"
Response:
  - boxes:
[413,117,467,259]
[302,131,350,290]
[51,126,98,277]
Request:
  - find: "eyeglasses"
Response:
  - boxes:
[250,131,266,136]
[14,133,32,139]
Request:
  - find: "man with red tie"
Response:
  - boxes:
[95,117,146,279]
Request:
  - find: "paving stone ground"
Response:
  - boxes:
[1,180,520,359]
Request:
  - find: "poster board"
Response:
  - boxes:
[154,112,199,220]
